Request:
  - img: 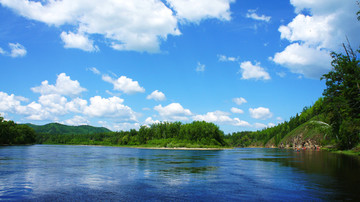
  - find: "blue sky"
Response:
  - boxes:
[1,0,359,133]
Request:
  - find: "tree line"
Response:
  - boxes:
[224,98,325,147]
[0,116,36,145]
[36,121,228,148]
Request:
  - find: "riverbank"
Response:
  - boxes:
[322,145,360,156]
[132,146,231,150]
[34,143,232,150]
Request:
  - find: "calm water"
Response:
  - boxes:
[0,145,359,201]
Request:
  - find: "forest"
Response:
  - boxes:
[26,123,111,135]
[0,116,36,145]
[35,121,228,148]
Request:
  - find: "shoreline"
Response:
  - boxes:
[132,146,231,151]
[33,144,232,150]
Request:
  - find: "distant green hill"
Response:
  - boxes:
[25,123,112,135]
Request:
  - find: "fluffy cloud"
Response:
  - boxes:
[38,94,68,115]
[0,91,27,113]
[102,75,145,94]
[147,90,166,101]
[193,111,233,123]
[246,9,271,22]
[98,121,139,131]
[31,73,86,96]
[13,94,87,121]
[233,97,247,105]
[60,31,98,52]
[233,118,251,127]
[231,107,244,114]
[65,98,88,113]
[239,61,271,80]
[143,117,161,126]
[166,0,235,23]
[0,0,180,53]
[0,0,235,52]
[63,115,89,126]
[15,94,136,122]
[154,103,192,121]
[193,110,250,127]
[20,102,52,121]
[253,122,275,129]
[249,107,273,120]
[0,43,27,57]
[84,96,137,121]
[273,0,360,78]
[195,62,205,72]
[272,43,331,78]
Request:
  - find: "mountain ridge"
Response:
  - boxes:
[24,122,112,135]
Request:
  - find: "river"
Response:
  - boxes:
[0,145,359,201]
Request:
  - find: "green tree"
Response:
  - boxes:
[321,44,360,149]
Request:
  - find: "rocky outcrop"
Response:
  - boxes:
[278,133,321,150]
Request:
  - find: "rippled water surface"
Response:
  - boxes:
[0,145,359,201]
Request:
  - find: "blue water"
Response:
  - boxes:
[0,145,359,201]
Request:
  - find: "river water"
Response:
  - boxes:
[0,145,359,201]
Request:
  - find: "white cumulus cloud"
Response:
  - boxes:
[166,0,235,23]
[272,43,332,78]
[98,121,139,131]
[233,118,251,127]
[102,75,145,94]
[0,91,27,113]
[65,98,88,113]
[31,73,86,96]
[147,90,166,101]
[154,103,192,121]
[0,0,236,53]
[239,61,271,80]
[60,31,98,52]
[143,117,161,126]
[231,107,244,114]
[253,122,275,129]
[63,115,89,126]
[84,96,137,121]
[193,110,250,127]
[0,0,180,53]
[193,111,233,123]
[272,0,360,78]
[249,107,273,120]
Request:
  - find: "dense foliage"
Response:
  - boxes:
[225,98,325,147]
[0,116,36,145]
[321,45,360,149]
[36,121,228,148]
[26,123,111,135]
